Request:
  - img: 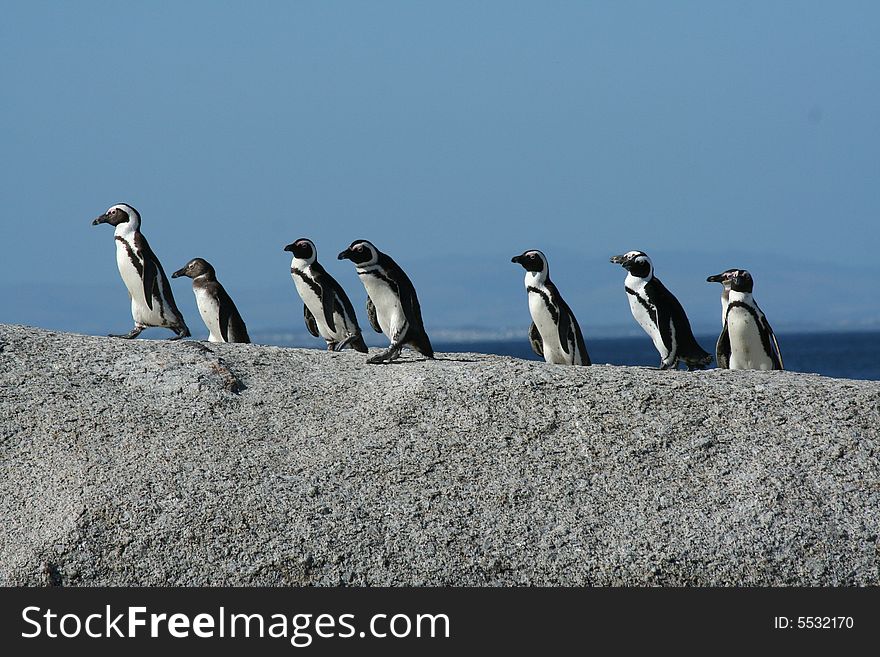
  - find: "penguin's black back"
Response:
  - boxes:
[378,252,434,358]
[545,278,591,366]
[198,278,250,343]
[312,260,364,333]
[646,276,711,366]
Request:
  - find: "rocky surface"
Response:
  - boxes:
[0,323,878,586]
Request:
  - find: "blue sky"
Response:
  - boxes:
[1,2,878,340]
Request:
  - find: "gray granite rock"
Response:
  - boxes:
[0,324,878,585]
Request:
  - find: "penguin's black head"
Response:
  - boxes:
[338,240,378,266]
[511,250,548,274]
[92,203,139,228]
[707,268,741,285]
[172,257,215,280]
[610,251,652,279]
[284,238,316,262]
[729,270,754,293]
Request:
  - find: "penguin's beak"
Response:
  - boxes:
[610,254,627,266]
[92,213,109,226]
[337,249,352,261]
[511,255,525,265]
[171,267,185,279]
[706,273,725,283]
[283,243,295,253]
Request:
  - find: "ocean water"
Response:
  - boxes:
[432,331,880,381]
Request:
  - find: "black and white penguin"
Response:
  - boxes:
[709,269,783,370]
[171,258,250,343]
[92,203,190,340]
[610,250,712,370]
[511,250,590,366]
[284,238,368,353]
[337,239,434,364]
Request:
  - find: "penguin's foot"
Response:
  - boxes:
[684,356,712,371]
[366,352,393,364]
[109,326,144,339]
[326,342,338,351]
[659,358,677,370]
[366,344,403,364]
[167,326,191,341]
[334,336,355,352]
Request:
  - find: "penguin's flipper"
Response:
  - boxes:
[320,289,337,333]
[528,322,544,357]
[572,315,591,366]
[556,304,571,356]
[142,257,157,311]
[218,307,230,343]
[402,292,434,358]
[303,305,320,338]
[329,275,364,337]
[757,308,784,370]
[230,316,250,344]
[748,302,783,370]
[769,328,784,370]
[366,297,382,333]
[306,267,337,333]
[655,304,675,357]
[215,285,232,343]
[716,323,730,369]
[544,281,571,355]
[226,299,250,343]
[133,233,159,311]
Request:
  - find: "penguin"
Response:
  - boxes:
[91,203,190,340]
[283,238,368,353]
[511,250,591,366]
[337,239,434,364]
[709,269,783,370]
[171,258,251,343]
[610,250,712,370]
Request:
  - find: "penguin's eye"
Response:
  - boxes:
[355,245,363,252]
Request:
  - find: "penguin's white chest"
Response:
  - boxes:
[360,272,405,338]
[194,287,224,342]
[726,307,773,370]
[625,282,670,359]
[115,238,146,303]
[528,289,568,364]
[292,270,341,341]
[114,237,164,325]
